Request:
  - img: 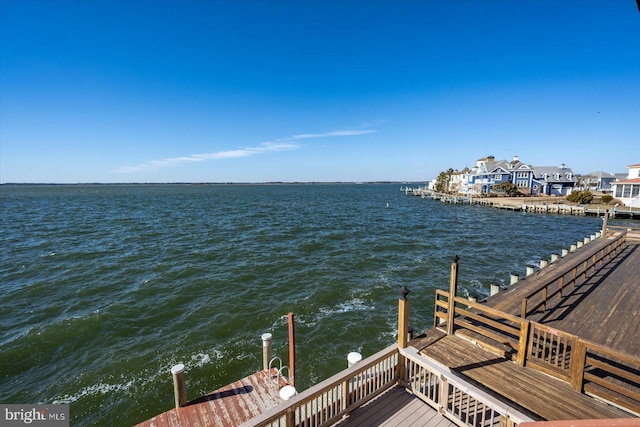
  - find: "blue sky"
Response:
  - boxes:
[1,1,639,183]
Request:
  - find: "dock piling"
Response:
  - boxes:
[287,313,296,388]
[347,352,362,367]
[262,333,273,371]
[602,211,609,236]
[398,286,410,347]
[510,273,520,285]
[447,256,460,335]
[171,364,187,409]
[526,265,535,277]
[562,248,569,257]
[490,283,501,296]
[551,253,559,263]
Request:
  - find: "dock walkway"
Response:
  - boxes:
[330,385,455,427]
[411,330,631,421]
[485,237,640,356]
[410,232,640,421]
[135,369,285,427]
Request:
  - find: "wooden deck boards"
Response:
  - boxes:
[485,239,640,357]
[414,333,632,421]
[134,370,285,427]
[409,236,640,422]
[331,385,456,427]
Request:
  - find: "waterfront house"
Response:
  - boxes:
[612,163,640,207]
[581,171,617,192]
[444,155,578,197]
[531,164,578,196]
[465,156,523,194]
[448,167,471,193]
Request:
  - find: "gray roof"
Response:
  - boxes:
[533,166,577,183]
[584,171,616,179]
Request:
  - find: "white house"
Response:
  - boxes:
[612,163,640,208]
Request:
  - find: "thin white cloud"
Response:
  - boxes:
[113,129,376,173]
[290,130,377,140]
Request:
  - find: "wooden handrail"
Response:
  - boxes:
[240,344,398,427]
[521,231,627,318]
[433,288,640,414]
[401,346,534,426]
[435,290,529,364]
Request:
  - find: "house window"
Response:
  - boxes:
[623,186,632,198]
[554,173,560,180]
[633,185,640,197]
[542,173,548,179]
[615,186,623,197]
[566,173,573,180]
[517,172,528,178]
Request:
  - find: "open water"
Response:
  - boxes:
[0,183,623,426]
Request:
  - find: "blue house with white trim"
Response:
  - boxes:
[462,156,576,196]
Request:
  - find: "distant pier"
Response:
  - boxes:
[401,187,639,219]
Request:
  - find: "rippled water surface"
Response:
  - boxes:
[0,184,617,426]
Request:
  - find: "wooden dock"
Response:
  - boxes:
[421,229,640,421]
[136,228,639,427]
[330,385,455,427]
[403,188,640,219]
[134,369,286,427]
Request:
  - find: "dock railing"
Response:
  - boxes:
[242,342,536,427]
[401,346,533,427]
[434,290,640,415]
[435,290,530,365]
[520,230,627,319]
[525,322,640,415]
[241,344,399,427]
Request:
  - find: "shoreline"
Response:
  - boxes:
[403,188,640,218]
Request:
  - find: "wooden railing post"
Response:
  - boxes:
[398,286,410,386]
[285,407,295,427]
[602,210,609,237]
[516,321,530,366]
[569,339,587,392]
[438,374,449,415]
[447,255,460,335]
[398,286,410,348]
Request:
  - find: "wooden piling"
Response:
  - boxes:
[490,283,500,296]
[261,333,273,371]
[287,312,296,387]
[526,265,535,277]
[447,256,459,335]
[171,364,187,409]
[510,273,519,285]
[398,286,410,348]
